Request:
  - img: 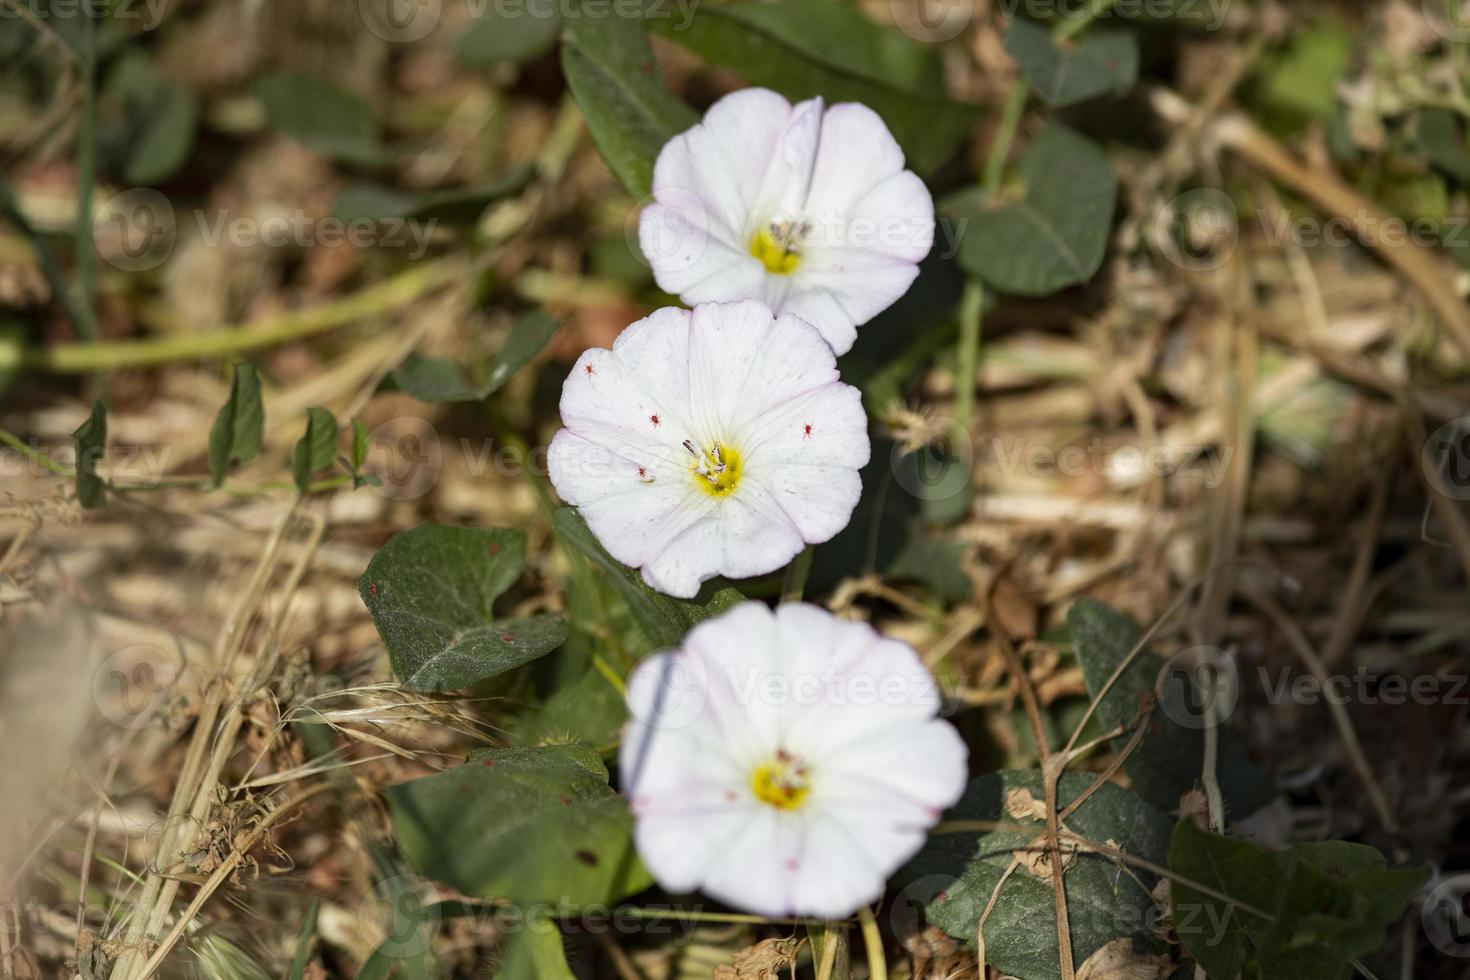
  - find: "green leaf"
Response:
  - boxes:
[255,71,391,166]
[1168,822,1426,980]
[945,125,1116,296]
[513,664,627,749]
[393,312,560,403]
[1248,22,1351,126]
[1068,598,1274,816]
[286,899,319,980]
[561,4,697,197]
[652,1,977,175]
[901,770,1172,980]
[456,7,563,67]
[72,400,107,510]
[359,525,567,690]
[207,364,264,486]
[350,417,370,473]
[553,507,743,649]
[384,745,650,905]
[290,406,339,491]
[102,52,199,184]
[494,919,576,980]
[333,164,536,226]
[1419,108,1470,185]
[1005,18,1137,108]
[708,0,944,93]
[1170,819,1281,980]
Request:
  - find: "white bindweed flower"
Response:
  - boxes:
[548,301,870,599]
[620,601,968,918]
[639,89,935,356]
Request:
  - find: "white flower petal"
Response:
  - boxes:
[621,602,968,918]
[549,302,868,599]
[642,89,932,351]
[803,103,906,215]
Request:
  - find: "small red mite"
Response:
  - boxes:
[649,414,661,427]
[637,467,647,478]
[584,364,595,376]
[803,423,813,439]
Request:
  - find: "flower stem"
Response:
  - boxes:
[1053,0,1122,41]
[780,546,813,604]
[857,905,888,980]
[955,280,984,436]
[982,81,1028,196]
[21,260,455,373]
[72,6,98,342]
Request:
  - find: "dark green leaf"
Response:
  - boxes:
[101,52,199,184]
[255,71,391,166]
[901,770,1172,980]
[384,745,650,904]
[1069,598,1274,816]
[652,2,977,175]
[359,525,567,690]
[393,312,560,402]
[207,364,264,486]
[945,125,1115,296]
[72,400,107,510]
[561,5,697,196]
[333,164,536,226]
[553,507,743,648]
[1419,108,1470,185]
[1170,819,1281,980]
[456,7,563,67]
[291,406,339,491]
[1006,19,1138,108]
[513,664,626,749]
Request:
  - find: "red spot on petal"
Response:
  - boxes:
[637,467,647,478]
[724,789,738,802]
[785,858,799,872]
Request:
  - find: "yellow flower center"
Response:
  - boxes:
[686,440,742,498]
[750,751,810,811]
[749,220,806,275]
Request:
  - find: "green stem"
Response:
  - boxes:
[983,82,1028,195]
[73,6,98,341]
[955,280,984,434]
[780,546,813,604]
[0,429,70,477]
[21,260,454,373]
[857,906,888,980]
[1053,0,1122,41]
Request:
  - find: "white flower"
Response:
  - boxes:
[620,601,968,918]
[638,89,935,356]
[548,300,870,599]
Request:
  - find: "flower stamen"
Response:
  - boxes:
[749,219,809,276]
[684,439,742,497]
[751,750,810,810]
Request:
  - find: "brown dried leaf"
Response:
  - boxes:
[712,936,802,979]
[1075,938,1171,980]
